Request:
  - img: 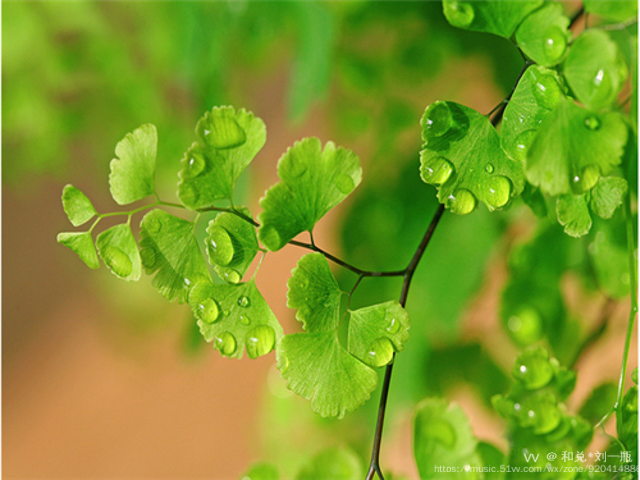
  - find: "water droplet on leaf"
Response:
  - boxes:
[179,183,200,206]
[513,347,554,389]
[103,246,133,277]
[571,165,600,194]
[288,157,307,178]
[246,325,276,359]
[197,298,220,324]
[506,307,543,345]
[532,73,562,110]
[183,153,205,178]
[335,173,355,194]
[239,314,251,326]
[199,115,247,150]
[222,269,241,284]
[365,337,395,367]
[446,189,477,215]
[208,225,234,266]
[584,114,601,130]
[485,175,513,210]
[444,1,474,27]
[514,129,537,161]
[214,332,237,356]
[590,68,614,107]
[422,101,453,138]
[542,26,567,64]
[485,163,494,174]
[386,317,400,335]
[238,296,250,308]
[421,156,454,185]
[280,355,290,373]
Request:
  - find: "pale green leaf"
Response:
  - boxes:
[57,231,100,269]
[579,382,617,424]
[139,209,211,303]
[515,3,571,67]
[190,279,283,359]
[556,194,592,237]
[584,0,638,22]
[525,98,628,196]
[295,446,363,480]
[413,398,482,480]
[476,442,506,480]
[258,138,362,251]
[61,184,97,227]
[277,331,378,419]
[442,0,542,38]
[590,176,628,219]
[287,253,342,332]
[347,301,410,368]
[241,463,279,480]
[589,215,631,298]
[563,29,628,111]
[501,65,566,163]
[206,208,259,284]
[109,124,157,205]
[177,107,266,209]
[420,101,525,214]
[96,223,141,281]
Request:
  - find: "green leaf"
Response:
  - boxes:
[139,209,211,303]
[420,101,524,214]
[277,331,377,419]
[240,463,279,480]
[413,398,482,480]
[347,301,410,368]
[579,382,617,425]
[617,385,638,456]
[258,138,362,250]
[590,176,628,219]
[563,29,628,111]
[177,107,266,209]
[295,446,363,480]
[584,0,638,22]
[61,184,97,227]
[286,253,342,332]
[57,231,100,269]
[442,0,542,38]
[476,442,505,480]
[556,193,592,238]
[191,279,283,359]
[96,223,141,281]
[588,214,631,298]
[109,124,157,205]
[515,3,571,67]
[525,98,628,196]
[206,208,259,284]
[501,65,566,163]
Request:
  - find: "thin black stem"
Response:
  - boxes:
[569,6,585,29]
[365,204,446,480]
[490,60,533,127]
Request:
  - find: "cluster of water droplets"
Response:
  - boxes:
[207,224,242,284]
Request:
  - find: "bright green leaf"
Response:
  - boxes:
[526,98,628,196]
[57,231,100,269]
[177,107,266,209]
[277,331,377,419]
[556,193,592,237]
[515,3,571,66]
[240,463,279,480]
[590,176,628,219]
[584,0,638,22]
[563,29,628,111]
[206,208,259,284]
[501,65,566,163]
[420,101,524,214]
[413,398,482,480]
[287,253,342,332]
[258,138,362,250]
[295,446,363,480]
[347,301,410,368]
[191,279,283,359]
[442,0,542,38]
[476,442,505,480]
[139,209,211,303]
[579,382,617,424]
[109,124,157,205]
[96,223,141,281]
[61,184,97,227]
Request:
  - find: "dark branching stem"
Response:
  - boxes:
[569,6,585,29]
[365,204,446,480]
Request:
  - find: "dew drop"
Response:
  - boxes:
[335,173,355,194]
[144,215,162,234]
[179,183,200,206]
[200,116,247,150]
[571,165,600,194]
[443,1,474,27]
[485,163,494,174]
[208,225,234,266]
[584,114,601,130]
[422,101,453,138]
[239,314,251,326]
[365,337,395,367]
[140,246,158,269]
[386,317,400,335]
[188,281,212,305]
[196,298,220,324]
[542,26,567,64]
[222,269,241,284]
[214,332,237,356]
[591,68,614,106]
[513,347,554,390]
[485,175,513,211]
[506,307,543,345]
[246,325,276,359]
[183,152,205,178]
[103,246,133,278]
[237,295,250,308]
[514,129,537,161]
[421,156,454,185]
[531,72,562,110]
[279,355,290,373]
[446,189,477,215]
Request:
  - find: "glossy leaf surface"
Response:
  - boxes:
[57,231,100,269]
[96,223,141,281]
[515,3,571,67]
[61,184,97,227]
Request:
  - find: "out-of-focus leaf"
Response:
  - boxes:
[579,382,617,424]
[584,0,638,22]
[588,213,631,298]
[295,446,363,480]
[241,462,279,480]
[590,177,628,219]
